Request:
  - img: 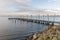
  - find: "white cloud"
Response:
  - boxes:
[16,0,31,4]
[48,0,60,2]
[0,0,32,12]
[0,0,60,15]
[0,0,31,6]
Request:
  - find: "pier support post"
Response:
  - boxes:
[47,14,49,22]
[31,15,32,19]
[27,15,28,19]
[53,14,56,22]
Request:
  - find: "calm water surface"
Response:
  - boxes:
[0,16,50,40]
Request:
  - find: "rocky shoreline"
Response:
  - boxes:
[26,25,60,40]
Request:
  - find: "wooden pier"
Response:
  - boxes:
[8,15,60,25]
[8,16,55,26]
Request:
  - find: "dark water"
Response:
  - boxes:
[0,16,49,40]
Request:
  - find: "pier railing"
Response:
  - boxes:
[18,15,55,21]
[8,14,60,25]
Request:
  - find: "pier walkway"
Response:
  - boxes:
[8,15,60,25]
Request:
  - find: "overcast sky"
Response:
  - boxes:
[0,0,60,15]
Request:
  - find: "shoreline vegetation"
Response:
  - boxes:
[26,25,60,40]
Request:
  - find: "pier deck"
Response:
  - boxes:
[8,18,57,25]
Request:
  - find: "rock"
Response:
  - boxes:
[32,34,37,40]
[52,37,57,40]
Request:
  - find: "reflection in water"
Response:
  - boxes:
[0,17,49,40]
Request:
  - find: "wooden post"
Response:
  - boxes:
[31,15,32,19]
[42,15,44,24]
[20,15,21,18]
[27,15,28,19]
[47,14,49,22]
[38,15,40,20]
[37,15,39,23]
[23,15,24,19]
[52,14,55,25]
[47,14,49,25]
[53,14,55,22]
[43,15,44,20]
[37,15,40,23]
[39,15,40,20]
[20,15,22,18]
[22,16,23,18]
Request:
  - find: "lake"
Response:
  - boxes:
[0,16,49,40]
